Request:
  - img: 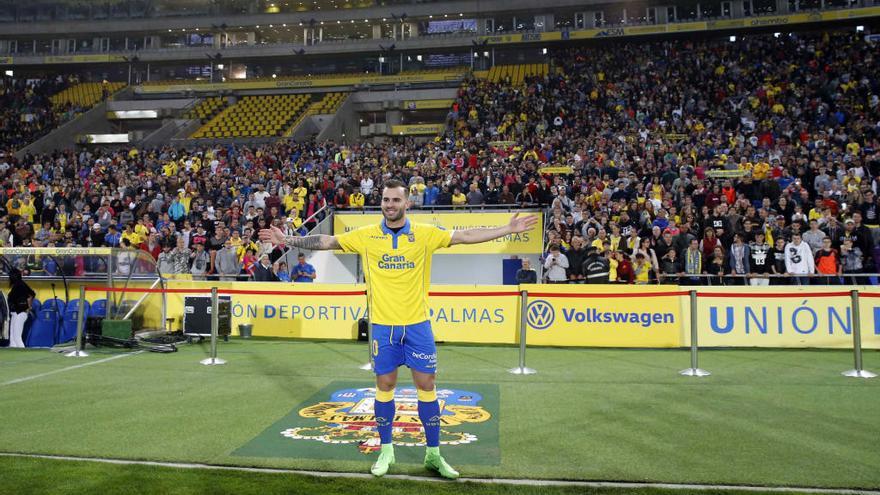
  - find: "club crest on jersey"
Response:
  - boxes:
[407,233,415,242]
[279,387,491,454]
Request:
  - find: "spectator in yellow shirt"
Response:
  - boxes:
[451,187,467,206]
[752,161,770,180]
[293,181,308,204]
[846,142,861,155]
[18,196,37,223]
[121,224,142,246]
[349,191,365,209]
[134,219,149,240]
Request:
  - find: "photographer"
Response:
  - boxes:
[7,268,34,348]
[542,243,569,283]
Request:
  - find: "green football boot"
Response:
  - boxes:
[424,447,459,479]
[370,444,395,477]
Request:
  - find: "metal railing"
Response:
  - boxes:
[336,203,540,213]
[545,273,880,285]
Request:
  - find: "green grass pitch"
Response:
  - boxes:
[0,340,878,494]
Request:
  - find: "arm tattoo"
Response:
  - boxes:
[282,234,341,251]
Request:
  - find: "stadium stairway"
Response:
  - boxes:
[182,96,229,124]
[15,81,128,158]
[283,92,348,138]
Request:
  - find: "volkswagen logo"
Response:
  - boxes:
[526,300,555,330]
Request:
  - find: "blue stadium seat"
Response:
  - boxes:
[58,299,90,343]
[89,299,107,317]
[22,299,41,342]
[26,309,60,348]
[66,299,90,315]
[43,298,66,315]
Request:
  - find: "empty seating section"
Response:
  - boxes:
[311,92,346,114]
[191,94,310,138]
[485,64,548,85]
[283,92,348,137]
[183,96,228,122]
[50,82,126,109]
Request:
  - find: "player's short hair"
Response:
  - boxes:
[382,179,407,194]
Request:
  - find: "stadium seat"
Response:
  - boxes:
[89,299,108,317]
[43,298,66,315]
[31,299,41,313]
[67,299,90,314]
[58,299,91,343]
[26,309,60,348]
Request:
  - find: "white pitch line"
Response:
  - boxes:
[0,351,143,387]
[0,452,877,495]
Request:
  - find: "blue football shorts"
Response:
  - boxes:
[371,320,437,376]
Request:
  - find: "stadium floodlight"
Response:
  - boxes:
[856,25,865,32]
[4,70,12,77]
[729,35,737,42]
[774,32,781,38]
[216,64,224,70]
[272,73,277,78]
[542,48,548,55]
[416,55,422,61]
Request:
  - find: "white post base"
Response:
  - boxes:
[200,357,227,366]
[508,366,537,375]
[842,369,877,378]
[679,368,711,377]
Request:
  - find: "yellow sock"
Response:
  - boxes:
[417,388,437,402]
[376,388,395,402]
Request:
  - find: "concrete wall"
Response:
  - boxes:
[16,101,115,158]
[107,98,197,111]
[351,88,459,104]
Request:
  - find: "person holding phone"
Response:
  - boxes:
[291,253,316,283]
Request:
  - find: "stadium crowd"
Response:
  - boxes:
[0,29,878,283]
[0,75,86,151]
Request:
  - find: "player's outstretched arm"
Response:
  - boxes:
[450,213,539,245]
[259,226,341,250]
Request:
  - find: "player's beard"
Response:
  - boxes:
[382,207,404,223]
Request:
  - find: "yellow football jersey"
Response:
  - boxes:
[336,219,453,325]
